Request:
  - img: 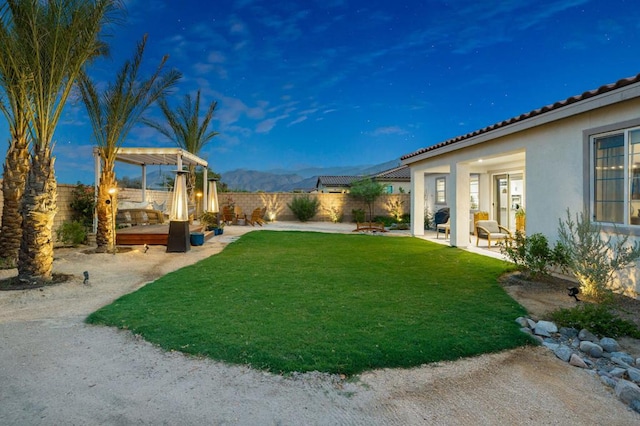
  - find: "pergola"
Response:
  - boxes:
[92,147,209,231]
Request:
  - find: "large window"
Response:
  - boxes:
[593,128,640,224]
[435,177,446,204]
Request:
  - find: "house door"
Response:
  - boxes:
[493,173,524,232]
[494,175,509,227]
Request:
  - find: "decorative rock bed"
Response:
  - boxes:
[517,316,640,413]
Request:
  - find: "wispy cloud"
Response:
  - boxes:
[370,126,409,137]
[256,114,289,133]
[288,116,307,127]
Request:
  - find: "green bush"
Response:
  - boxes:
[373,215,395,227]
[352,208,365,223]
[500,232,558,279]
[70,182,95,228]
[287,195,319,222]
[56,221,87,246]
[550,303,640,338]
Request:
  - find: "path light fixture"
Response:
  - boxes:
[167,170,190,253]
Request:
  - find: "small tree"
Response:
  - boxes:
[349,178,385,222]
[557,209,640,302]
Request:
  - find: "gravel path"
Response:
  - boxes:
[1,222,639,425]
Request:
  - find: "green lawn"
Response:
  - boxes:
[86,231,531,375]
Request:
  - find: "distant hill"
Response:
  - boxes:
[221,159,401,192]
[120,159,403,192]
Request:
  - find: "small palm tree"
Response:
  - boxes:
[142,90,219,204]
[5,0,121,281]
[0,12,30,264]
[78,34,181,253]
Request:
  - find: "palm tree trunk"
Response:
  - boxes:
[95,169,116,253]
[0,135,30,263]
[17,145,57,282]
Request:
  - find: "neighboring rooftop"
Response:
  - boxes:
[401,72,640,161]
[371,165,409,181]
[316,176,359,188]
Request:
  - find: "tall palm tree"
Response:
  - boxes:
[5,0,121,281]
[78,35,181,253]
[142,90,219,204]
[0,8,30,265]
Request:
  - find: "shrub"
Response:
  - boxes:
[287,195,319,222]
[56,221,87,246]
[550,304,640,338]
[373,215,395,227]
[352,208,365,223]
[385,197,404,221]
[324,204,343,223]
[70,182,95,228]
[500,232,558,279]
[557,209,640,302]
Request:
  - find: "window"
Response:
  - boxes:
[435,177,446,204]
[592,128,640,224]
[385,185,393,194]
[470,174,479,210]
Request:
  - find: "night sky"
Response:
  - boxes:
[1,0,639,184]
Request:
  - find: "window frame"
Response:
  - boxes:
[470,174,480,211]
[435,177,446,204]
[590,126,640,226]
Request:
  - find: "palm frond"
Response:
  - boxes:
[78,33,182,171]
[142,89,219,157]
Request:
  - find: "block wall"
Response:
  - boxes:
[0,183,411,228]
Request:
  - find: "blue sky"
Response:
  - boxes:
[2,0,640,184]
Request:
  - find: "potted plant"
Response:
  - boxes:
[200,211,219,231]
[515,208,526,232]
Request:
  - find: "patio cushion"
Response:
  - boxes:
[476,220,499,233]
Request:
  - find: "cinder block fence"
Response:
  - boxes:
[0,180,411,232]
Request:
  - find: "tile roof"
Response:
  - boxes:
[370,164,410,181]
[316,175,359,187]
[401,72,640,161]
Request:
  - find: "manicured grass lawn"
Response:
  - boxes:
[87,231,531,375]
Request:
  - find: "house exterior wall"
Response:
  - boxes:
[406,92,640,297]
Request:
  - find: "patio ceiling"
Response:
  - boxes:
[106,147,208,168]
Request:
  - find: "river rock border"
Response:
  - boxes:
[517,317,640,413]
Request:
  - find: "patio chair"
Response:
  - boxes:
[475,220,512,247]
[247,207,266,226]
[234,206,247,225]
[436,218,450,239]
[222,206,235,224]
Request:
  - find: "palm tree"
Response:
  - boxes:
[78,35,181,253]
[142,90,219,204]
[0,9,30,265]
[5,0,121,281]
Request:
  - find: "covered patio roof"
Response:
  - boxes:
[97,147,208,169]
[93,146,209,205]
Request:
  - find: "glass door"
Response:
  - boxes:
[494,175,509,227]
[494,173,524,232]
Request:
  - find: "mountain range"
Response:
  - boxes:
[220,159,401,192]
[125,158,401,192]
